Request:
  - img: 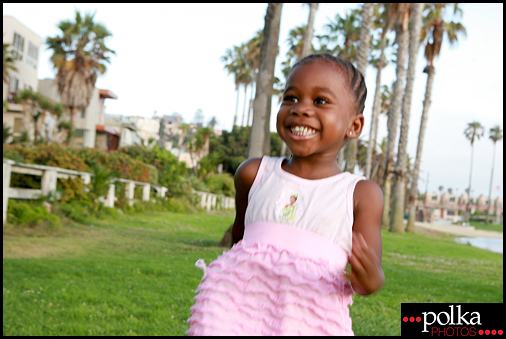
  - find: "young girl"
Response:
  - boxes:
[187,53,385,336]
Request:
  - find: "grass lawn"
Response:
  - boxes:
[469,221,503,233]
[3,210,503,336]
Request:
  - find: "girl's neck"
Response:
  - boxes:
[281,155,343,180]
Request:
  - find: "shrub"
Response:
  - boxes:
[7,200,62,230]
[205,173,235,197]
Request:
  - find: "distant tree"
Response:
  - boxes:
[3,41,18,84]
[46,10,115,145]
[464,121,484,222]
[486,125,503,223]
[248,3,283,158]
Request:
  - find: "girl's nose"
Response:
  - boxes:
[290,101,314,117]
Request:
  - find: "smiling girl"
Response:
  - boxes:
[187,53,385,336]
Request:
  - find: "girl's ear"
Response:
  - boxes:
[348,114,364,139]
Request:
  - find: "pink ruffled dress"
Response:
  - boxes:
[187,156,365,336]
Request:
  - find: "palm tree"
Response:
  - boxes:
[221,45,245,128]
[381,3,412,230]
[3,41,18,84]
[464,121,484,222]
[248,3,283,158]
[345,2,374,174]
[406,3,467,232]
[245,30,262,127]
[389,2,424,233]
[320,8,362,168]
[365,4,396,179]
[486,126,503,224]
[301,3,319,58]
[46,10,115,144]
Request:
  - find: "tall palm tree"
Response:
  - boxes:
[221,44,245,127]
[245,30,262,127]
[464,121,484,222]
[381,3,412,230]
[248,3,283,158]
[389,2,424,233]
[46,10,115,143]
[486,126,503,224]
[345,2,374,174]
[365,4,396,179]
[406,3,467,232]
[301,3,319,58]
[3,41,18,84]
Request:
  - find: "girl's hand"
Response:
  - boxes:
[347,231,385,295]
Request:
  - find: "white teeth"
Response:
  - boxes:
[290,126,315,136]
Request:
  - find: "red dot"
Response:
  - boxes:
[416,317,421,322]
[410,317,415,322]
[486,330,491,335]
[492,330,497,335]
[403,317,408,322]
[498,330,503,335]
[480,330,484,335]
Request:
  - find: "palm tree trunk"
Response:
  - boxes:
[233,85,240,127]
[486,142,497,224]
[248,3,283,158]
[247,76,256,127]
[407,66,436,232]
[381,23,410,230]
[345,2,374,174]
[365,33,387,179]
[301,3,318,58]
[241,83,248,126]
[390,2,423,233]
[465,143,475,223]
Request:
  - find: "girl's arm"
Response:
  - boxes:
[349,179,385,295]
[231,158,262,246]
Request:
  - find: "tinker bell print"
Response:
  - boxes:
[281,194,298,223]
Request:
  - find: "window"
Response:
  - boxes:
[74,129,87,147]
[13,118,24,133]
[449,197,456,202]
[9,76,20,94]
[447,210,455,216]
[81,108,86,118]
[27,42,38,69]
[431,195,438,201]
[13,32,25,60]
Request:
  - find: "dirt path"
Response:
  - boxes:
[414,221,503,239]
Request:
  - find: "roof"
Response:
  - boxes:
[99,89,118,99]
[96,124,121,136]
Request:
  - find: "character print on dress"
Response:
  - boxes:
[275,189,302,224]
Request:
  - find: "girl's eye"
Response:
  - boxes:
[283,95,298,103]
[315,97,328,105]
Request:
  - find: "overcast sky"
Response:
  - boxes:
[3,3,503,199]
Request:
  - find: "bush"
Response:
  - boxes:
[7,200,62,230]
[205,173,235,197]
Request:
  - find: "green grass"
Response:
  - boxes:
[3,210,503,336]
[469,221,503,233]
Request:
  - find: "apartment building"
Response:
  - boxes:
[3,15,42,142]
[419,191,503,223]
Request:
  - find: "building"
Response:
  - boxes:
[3,15,42,142]
[38,79,118,149]
[129,116,160,146]
[102,113,142,149]
[417,192,503,223]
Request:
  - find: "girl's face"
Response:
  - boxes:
[276,60,362,160]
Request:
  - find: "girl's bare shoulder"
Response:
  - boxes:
[354,179,384,210]
[234,157,263,190]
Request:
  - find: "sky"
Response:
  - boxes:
[3,3,503,200]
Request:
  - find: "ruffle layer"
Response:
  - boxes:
[187,240,354,336]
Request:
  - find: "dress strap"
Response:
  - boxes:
[248,156,271,201]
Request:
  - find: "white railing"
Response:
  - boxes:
[3,158,235,224]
